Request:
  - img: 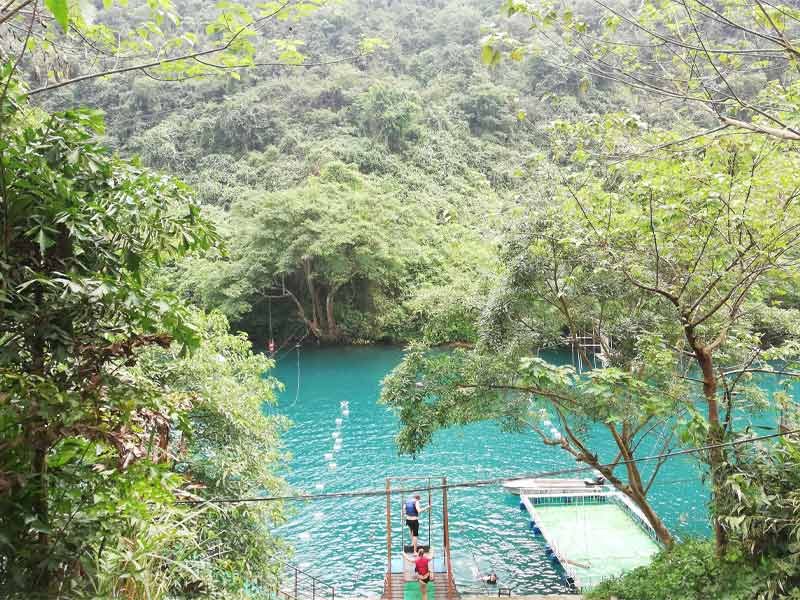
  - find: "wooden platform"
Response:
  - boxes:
[381,572,459,600]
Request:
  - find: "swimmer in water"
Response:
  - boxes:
[403,547,434,600]
[483,573,498,585]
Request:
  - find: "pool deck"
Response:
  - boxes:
[502,477,603,496]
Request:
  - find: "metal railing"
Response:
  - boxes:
[273,558,335,600]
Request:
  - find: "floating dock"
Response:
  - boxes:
[507,478,662,591]
[502,477,605,496]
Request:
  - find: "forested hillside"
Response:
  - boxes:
[4,0,800,598]
[43,0,653,346]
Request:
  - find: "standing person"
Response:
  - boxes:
[403,494,430,554]
[403,547,434,600]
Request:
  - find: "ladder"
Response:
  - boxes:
[571,327,612,372]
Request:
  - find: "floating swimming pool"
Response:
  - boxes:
[536,503,660,586]
[521,491,661,590]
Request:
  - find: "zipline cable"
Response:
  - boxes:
[175,427,800,505]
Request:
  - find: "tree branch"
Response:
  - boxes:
[27,0,300,95]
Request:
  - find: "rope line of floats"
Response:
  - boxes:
[176,427,800,505]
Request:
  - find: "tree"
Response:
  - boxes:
[381,206,684,546]
[352,84,421,152]
[564,130,800,551]
[127,311,291,598]
[382,123,800,553]
[0,77,217,592]
[483,0,800,142]
[182,164,438,343]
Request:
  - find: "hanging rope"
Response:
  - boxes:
[268,296,273,339]
[466,543,490,594]
[284,343,301,410]
[427,477,432,548]
[400,496,405,554]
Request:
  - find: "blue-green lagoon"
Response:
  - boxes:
[269,346,725,596]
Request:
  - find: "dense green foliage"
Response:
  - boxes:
[39,0,649,345]
[0,64,288,600]
[589,538,800,600]
[4,0,800,597]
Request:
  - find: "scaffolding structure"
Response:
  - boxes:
[570,327,613,372]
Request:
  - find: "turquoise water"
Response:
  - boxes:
[268,346,780,596]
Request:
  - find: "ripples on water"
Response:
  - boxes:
[269,347,713,596]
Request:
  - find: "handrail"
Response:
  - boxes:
[272,557,335,600]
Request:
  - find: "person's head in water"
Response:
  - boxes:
[487,573,497,584]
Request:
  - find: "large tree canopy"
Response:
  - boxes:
[382,125,800,554]
[0,75,289,597]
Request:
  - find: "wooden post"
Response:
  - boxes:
[442,477,453,594]
[427,477,432,549]
[386,478,392,598]
[401,495,406,552]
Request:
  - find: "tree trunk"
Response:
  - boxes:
[325,284,343,339]
[28,439,50,592]
[28,300,51,590]
[588,456,674,546]
[608,424,674,546]
[303,257,325,335]
[560,420,674,546]
[279,287,320,338]
[688,332,728,554]
[627,487,674,546]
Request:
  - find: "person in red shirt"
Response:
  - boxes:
[404,547,434,600]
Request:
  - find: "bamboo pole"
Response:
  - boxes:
[442,477,454,594]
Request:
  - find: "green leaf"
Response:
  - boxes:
[44,0,69,31]
[481,44,501,66]
[37,229,52,256]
